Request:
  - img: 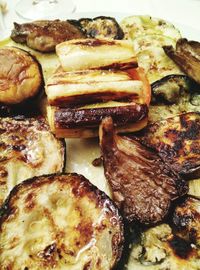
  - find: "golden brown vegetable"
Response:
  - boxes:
[0,173,124,270]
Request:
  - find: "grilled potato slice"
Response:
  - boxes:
[56,39,137,71]
[138,112,200,179]
[0,47,43,105]
[46,69,144,106]
[0,173,124,270]
[0,116,65,206]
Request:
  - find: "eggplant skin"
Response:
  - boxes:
[11,20,86,52]
[0,47,43,110]
[0,116,65,207]
[0,173,124,270]
[137,112,200,180]
[99,117,188,225]
[78,16,124,39]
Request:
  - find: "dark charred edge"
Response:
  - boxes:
[10,22,27,44]
[49,92,139,107]
[66,19,87,35]
[54,104,148,129]
[69,38,116,47]
[79,16,124,40]
[151,74,195,104]
[0,47,44,117]
[0,172,124,266]
[60,139,67,173]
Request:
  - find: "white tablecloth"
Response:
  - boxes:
[1,0,200,39]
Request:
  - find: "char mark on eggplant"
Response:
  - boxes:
[99,117,188,225]
[137,112,200,180]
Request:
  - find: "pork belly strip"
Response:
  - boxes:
[50,103,148,129]
[46,70,143,106]
[137,112,200,180]
[11,20,85,52]
[99,117,188,225]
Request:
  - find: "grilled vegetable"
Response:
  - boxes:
[164,39,200,84]
[138,112,200,180]
[131,34,183,83]
[46,69,146,106]
[127,222,200,270]
[0,116,65,206]
[0,173,124,269]
[56,39,137,72]
[120,15,181,41]
[78,16,124,39]
[11,20,86,52]
[47,102,148,138]
[173,196,200,245]
[99,117,187,225]
[151,74,194,104]
[0,47,43,107]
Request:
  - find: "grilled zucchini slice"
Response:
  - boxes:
[0,116,65,206]
[0,173,124,270]
[120,15,181,41]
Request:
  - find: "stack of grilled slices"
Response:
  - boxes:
[46,38,150,138]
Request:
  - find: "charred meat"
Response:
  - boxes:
[0,173,124,269]
[164,39,200,85]
[11,20,86,52]
[138,112,200,180]
[99,117,188,225]
[0,116,65,206]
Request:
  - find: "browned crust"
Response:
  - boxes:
[0,173,124,268]
[54,103,148,129]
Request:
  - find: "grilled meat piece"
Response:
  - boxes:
[47,103,148,138]
[138,112,200,180]
[78,16,124,39]
[11,20,86,52]
[99,117,188,225]
[163,39,200,84]
[0,47,43,106]
[0,116,65,206]
[173,196,200,245]
[0,173,124,269]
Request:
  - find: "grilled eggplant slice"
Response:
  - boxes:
[138,112,200,180]
[0,116,65,206]
[0,47,43,107]
[56,39,137,72]
[99,117,188,225]
[0,173,124,269]
[47,102,148,138]
[164,39,200,85]
[173,196,200,245]
[78,16,124,39]
[120,15,181,41]
[11,20,86,52]
[151,75,194,104]
[46,69,144,106]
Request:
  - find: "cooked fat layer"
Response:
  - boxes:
[46,70,143,106]
[0,174,124,270]
[0,47,42,104]
[0,117,65,206]
[56,39,136,71]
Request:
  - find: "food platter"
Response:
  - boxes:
[0,12,200,270]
